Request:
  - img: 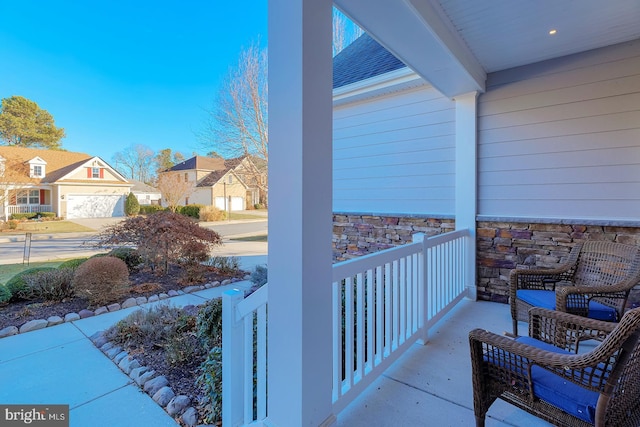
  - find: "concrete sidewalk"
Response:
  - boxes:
[0,255,266,427]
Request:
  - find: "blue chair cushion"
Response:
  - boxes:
[517,290,617,321]
[515,336,600,423]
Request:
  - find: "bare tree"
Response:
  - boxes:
[200,40,268,204]
[200,13,360,207]
[156,171,195,212]
[112,144,155,183]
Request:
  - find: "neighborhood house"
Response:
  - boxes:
[0,146,131,220]
[162,155,266,210]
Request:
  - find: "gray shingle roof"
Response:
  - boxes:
[333,33,406,89]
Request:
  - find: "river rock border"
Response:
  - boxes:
[89,329,204,426]
[0,278,240,339]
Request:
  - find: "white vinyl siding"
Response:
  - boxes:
[478,40,640,221]
[333,84,456,215]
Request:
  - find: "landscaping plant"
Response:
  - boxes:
[72,256,130,306]
[124,192,140,216]
[5,267,57,301]
[23,269,75,302]
[94,211,222,275]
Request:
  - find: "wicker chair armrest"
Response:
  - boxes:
[528,307,618,333]
[469,327,613,391]
[528,307,617,349]
[509,267,572,291]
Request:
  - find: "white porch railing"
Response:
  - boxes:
[7,205,53,214]
[222,229,472,425]
[331,229,471,413]
[222,284,268,427]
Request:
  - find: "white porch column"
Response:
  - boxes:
[454,91,479,300]
[267,1,335,426]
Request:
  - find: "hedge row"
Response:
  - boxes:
[10,212,56,220]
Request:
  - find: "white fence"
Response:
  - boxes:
[7,205,53,214]
[222,229,471,425]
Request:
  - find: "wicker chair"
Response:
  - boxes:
[470,307,640,427]
[510,241,640,336]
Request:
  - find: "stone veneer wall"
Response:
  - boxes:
[332,213,455,262]
[477,221,640,305]
[332,214,640,306]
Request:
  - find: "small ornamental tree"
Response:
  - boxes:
[94,211,223,275]
[124,192,140,216]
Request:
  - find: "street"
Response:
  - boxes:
[0,220,267,265]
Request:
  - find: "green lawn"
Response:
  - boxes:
[1,221,93,235]
[231,234,268,242]
[227,212,267,221]
[0,260,68,286]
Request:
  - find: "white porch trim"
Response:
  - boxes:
[454,91,479,300]
[267,0,335,426]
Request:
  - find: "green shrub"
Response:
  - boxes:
[197,347,223,424]
[10,212,55,220]
[206,256,240,275]
[199,205,227,222]
[254,203,265,210]
[108,247,142,271]
[0,285,11,304]
[139,204,165,215]
[6,267,57,300]
[180,204,203,219]
[250,265,268,288]
[58,257,89,270]
[196,298,222,350]
[23,269,75,302]
[72,256,130,306]
[124,192,140,216]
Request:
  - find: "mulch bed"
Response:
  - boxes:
[0,264,244,331]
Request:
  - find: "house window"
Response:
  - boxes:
[92,167,101,178]
[17,190,39,205]
[228,175,233,184]
[184,173,188,182]
[33,165,43,177]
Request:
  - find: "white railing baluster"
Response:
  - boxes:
[375,265,383,366]
[332,280,341,402]
[345,277,354,389]
[356,273,364,382]
[256,305,267,420]
[243,314,253,423]
[366,268,374,374]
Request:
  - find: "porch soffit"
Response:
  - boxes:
[335,0,640,98]
[335,0,485,98]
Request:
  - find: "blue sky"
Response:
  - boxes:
[0,1,268,162]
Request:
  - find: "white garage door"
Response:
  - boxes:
[214,197,245,211]
[66,195,125,219]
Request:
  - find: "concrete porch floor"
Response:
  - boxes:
[336,299,553,427]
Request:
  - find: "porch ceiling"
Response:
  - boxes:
[335,0,640,98]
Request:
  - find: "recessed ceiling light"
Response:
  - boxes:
[549,29,557,35]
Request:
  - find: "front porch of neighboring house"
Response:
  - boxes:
[4,187,53,219]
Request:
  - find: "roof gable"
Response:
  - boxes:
[170,156,226,172]
[333,33,407,89]
[0,146,92,183]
